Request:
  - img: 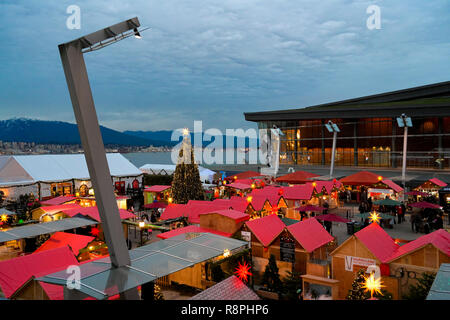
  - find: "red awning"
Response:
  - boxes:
[287,218,334,252]
[405,190,429,196]
[276,171,319,184]
[144,185,171,193]
[244,214,285,247]
[428,178,447,187]
[227,182,253,190]
[0,246,78,298]
[339,171,382,186]
[409,201,442,209]
[37,203,82,214]
[40,196,77,206]
[34,232,95,256]
[381,179,404,193]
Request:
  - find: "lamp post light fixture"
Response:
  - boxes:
[58,17,147,300]
[396,114,412,189]
[325,120,340,179]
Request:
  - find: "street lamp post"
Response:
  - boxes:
[325,121,340,178]
[396,114,413,189]
[58,18,147,300]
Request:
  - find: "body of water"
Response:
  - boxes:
[122,150,263,170]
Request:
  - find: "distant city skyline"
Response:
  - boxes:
[1,0,449,132]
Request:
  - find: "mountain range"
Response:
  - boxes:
[0,118,258,148]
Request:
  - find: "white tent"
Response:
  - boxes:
[199,167,216,183]
[0,153,142,186]
[139,163,216,183]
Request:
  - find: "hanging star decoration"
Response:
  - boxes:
[1,214,8,223]
[363,272,384,299]
[90,227,100,237]
[234,261,252,282]
[369,211,380,224]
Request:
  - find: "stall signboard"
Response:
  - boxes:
[344,256,377,271]
[241,231,251,242]
[280,235,296,263]
[241,231,251,247]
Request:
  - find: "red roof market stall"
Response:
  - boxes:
[190,275,261,300]
[414,178,447,200]
[243,214,286,248]
[276,170,320,184]
[225,171,264,182]
[286,218,334,254]
[40,196,77,206]
[0,246,78,299]
[34,232,95,256]
[339,171,382,186]
[157,225,232,239]
[143,185,172,205]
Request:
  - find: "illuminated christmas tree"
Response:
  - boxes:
[346,269,367,300]
[171,130,204,204]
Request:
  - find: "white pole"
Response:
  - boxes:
[401,126,408,188]
[330,131,337,178]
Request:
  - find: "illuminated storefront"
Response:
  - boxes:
[245,81,450,169]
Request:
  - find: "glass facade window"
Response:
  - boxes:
[262,116,450,169]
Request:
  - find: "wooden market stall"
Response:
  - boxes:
[330,223,400,300]
[386,229,450,298]
[415,178,447,200]
[339,171,384,203]
[0,246,78,300]
[143,185,172,206]
[241,215,334,281]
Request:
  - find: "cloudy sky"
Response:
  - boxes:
[0,0,449,132]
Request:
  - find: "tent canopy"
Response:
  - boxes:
[373,198,401,206]
[339,171,382,186]
[0,153,141,186]
[409,201,442,209]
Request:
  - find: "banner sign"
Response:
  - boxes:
[344,256,377,271]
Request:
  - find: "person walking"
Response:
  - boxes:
[400,202,406,223]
